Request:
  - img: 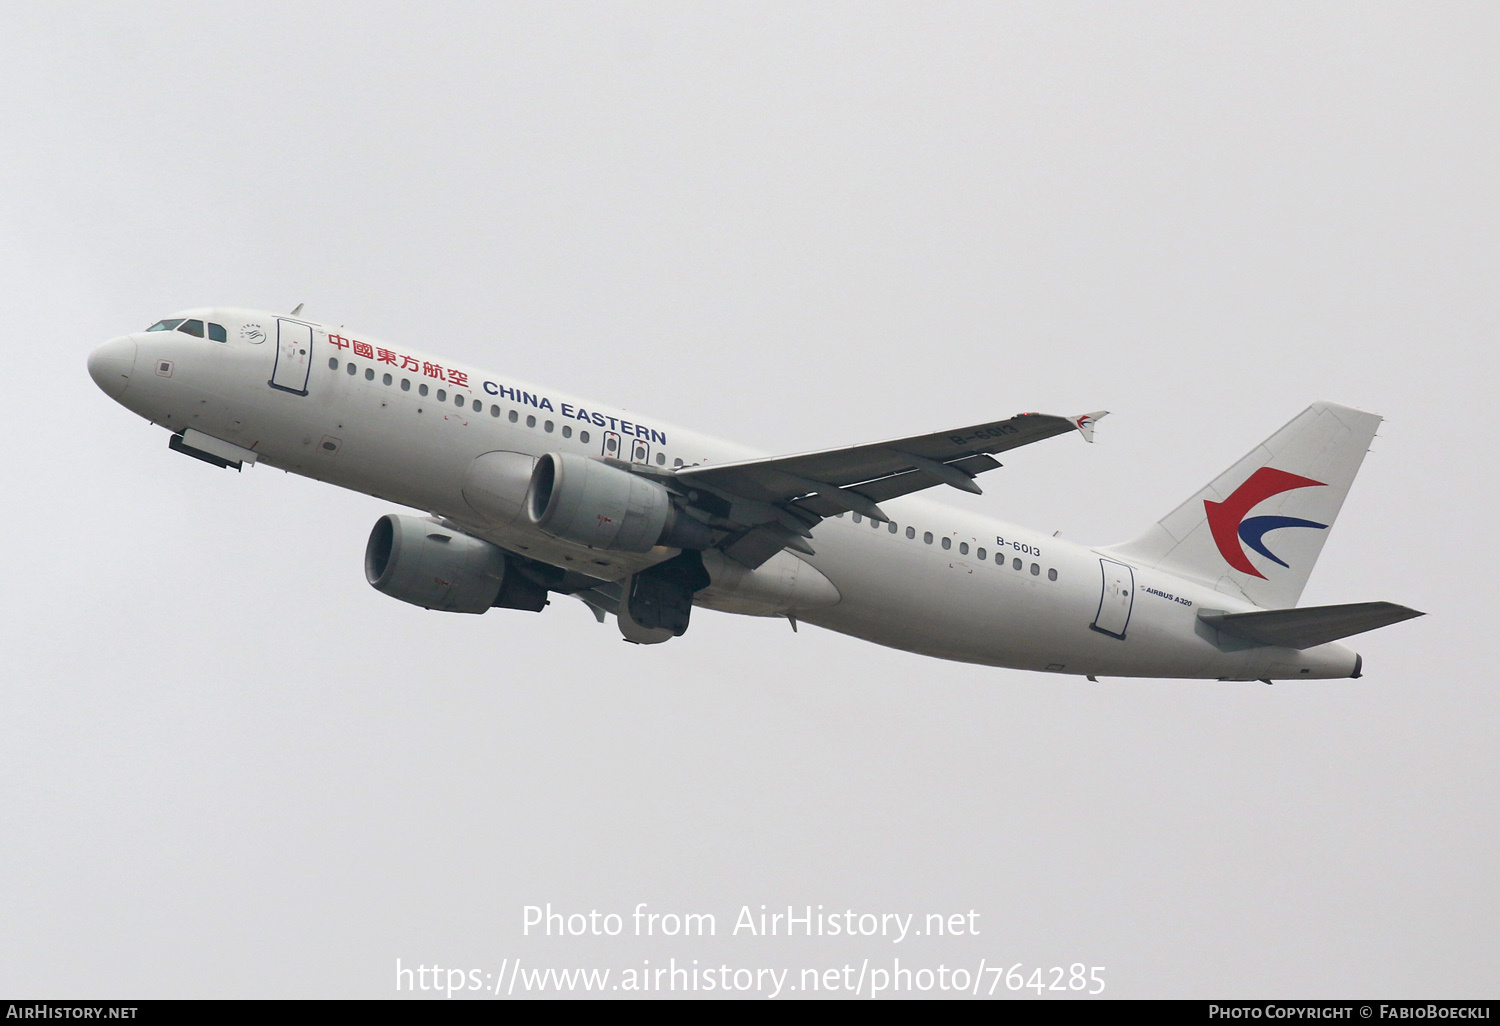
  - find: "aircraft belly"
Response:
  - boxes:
[244,370,500,512]
[800,521,1254,677]
[800,521,1069,668]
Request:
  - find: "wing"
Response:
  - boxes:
[672,410,1106,567]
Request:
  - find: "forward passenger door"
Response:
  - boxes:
[269,319,314,395]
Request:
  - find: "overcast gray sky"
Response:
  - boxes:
[1,1,1495,999]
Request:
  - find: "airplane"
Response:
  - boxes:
[86,307,1423,681]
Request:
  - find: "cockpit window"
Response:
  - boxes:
[178,319,205,337]
[146,319,184,332]
[207,322,227,342]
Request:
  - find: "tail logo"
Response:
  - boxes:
[1205,467,1328,579]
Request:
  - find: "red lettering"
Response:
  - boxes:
[376,348,398,365]
[422,362,446,381]
[446,369,469,388]
[352,341,374,359]
[327,333,351,351]
[400,355,420,372]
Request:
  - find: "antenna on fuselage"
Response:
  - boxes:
[289,303,304,317]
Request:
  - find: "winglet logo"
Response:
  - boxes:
[1205,467,1328,578]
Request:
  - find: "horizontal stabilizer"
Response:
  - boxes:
[1198,601,1424,650]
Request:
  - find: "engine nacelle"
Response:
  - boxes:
[461,450,537,526]
[526,452,712,552]
[365,514,508,613]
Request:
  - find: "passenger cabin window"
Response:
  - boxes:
[959,542,969,555]
[977,547,987,560]
[941,537,951,550]
[906,527,915,539]
[581,430,591,443]
[178,319,205,338]
[923,532,933,544]
[852,513,862,523]
[1048,568,1058,581]
[146,319,184,332]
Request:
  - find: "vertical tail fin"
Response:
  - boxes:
[1104,402,1382,608]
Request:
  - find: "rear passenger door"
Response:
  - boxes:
[1091,559,1135,639]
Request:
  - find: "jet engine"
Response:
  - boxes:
[364,514,546,613]
[526,452,712,552]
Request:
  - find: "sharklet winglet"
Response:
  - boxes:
[1073,410,1109,443]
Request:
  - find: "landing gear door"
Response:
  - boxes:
[1091,558,1135,639]
[270,318,314,395]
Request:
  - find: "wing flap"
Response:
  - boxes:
[788,454,1003,515]
[1198,601,1424,650]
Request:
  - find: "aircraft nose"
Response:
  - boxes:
[88,336,137,399]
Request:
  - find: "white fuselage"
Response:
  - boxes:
[88,309,1361,681]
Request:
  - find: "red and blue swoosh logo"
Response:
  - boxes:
[1205,467,1328,579]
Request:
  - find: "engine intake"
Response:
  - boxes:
[365,514,509,613]
[526,452,712,552]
